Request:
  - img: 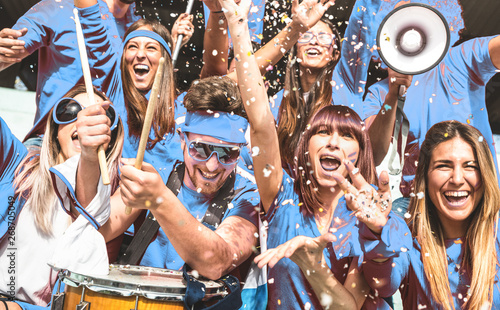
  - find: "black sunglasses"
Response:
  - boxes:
[52,97,118,130]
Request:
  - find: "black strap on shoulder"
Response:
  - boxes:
[118,162,184,265]
[118,162,242,264]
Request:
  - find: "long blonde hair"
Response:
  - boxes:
[13,85,124,236]
[408,120,499,309]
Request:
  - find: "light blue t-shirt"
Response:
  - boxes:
[14,0,138,139]
[264,172,391,309]
[140,169,260,271]
[361,218,500,308]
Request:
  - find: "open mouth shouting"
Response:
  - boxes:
[71,130,81,150]
[134,64,150,78]
[319,154,341,172]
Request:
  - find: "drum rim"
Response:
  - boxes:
[59,264,228,301]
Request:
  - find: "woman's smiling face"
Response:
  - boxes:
[296,21,339,72]
[427,137,484,230]
[124,26,163,93]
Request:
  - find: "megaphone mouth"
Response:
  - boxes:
[397,28,426,56]
[376,3,450,75]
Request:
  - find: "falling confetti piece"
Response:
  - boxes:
[251,146,260,157]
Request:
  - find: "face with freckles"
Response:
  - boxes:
[57,93,104,162]
[181,132,239,195]
[308,127,360,189]
[296,21,340,72]
[124,26,163,92]
[427,137,484,231]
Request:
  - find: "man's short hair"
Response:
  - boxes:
[184,76,247,119]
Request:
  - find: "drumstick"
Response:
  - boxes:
[73,9,111,185]
[172,0,195,67]
[125,57,165,215]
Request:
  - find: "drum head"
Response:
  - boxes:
[59,265,227,301]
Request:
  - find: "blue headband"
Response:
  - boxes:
[180,111,248,144]
[124,30,172,57]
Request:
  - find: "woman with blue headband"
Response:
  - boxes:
[74,0,184,184]
[0,84,124,309]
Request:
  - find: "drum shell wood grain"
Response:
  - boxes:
[63,285,184,310]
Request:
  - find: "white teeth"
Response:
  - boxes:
[305,48,320,55]
[201,171,217,178]
[134,64,150,71]
[444,191,468,197]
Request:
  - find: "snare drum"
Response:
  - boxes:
[56,265,228,310]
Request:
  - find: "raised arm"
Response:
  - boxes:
[223,0,282,212]
[200,0,229,78]
[226,0,334,81]
[365,69,412,165]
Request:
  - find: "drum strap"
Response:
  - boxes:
[118,161,241,265]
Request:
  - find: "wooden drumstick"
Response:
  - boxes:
[73,9,110,185]
[125,57,166,215]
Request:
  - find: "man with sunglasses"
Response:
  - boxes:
[68,76,259,289]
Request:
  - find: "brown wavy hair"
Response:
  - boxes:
[121,19,176,147]
[294,105,377,214]
[408,120,499,309]
[277,18,341,173]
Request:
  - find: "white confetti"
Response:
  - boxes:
[251,146,260,157]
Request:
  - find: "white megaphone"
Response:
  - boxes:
[377,3,450,75]
[377,3,451,175]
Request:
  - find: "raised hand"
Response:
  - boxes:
[218,0,252,24]
[0,28,29,65]
[76,102,113,163]
[255,233,337,270]
[387,68,413,100]
[333,160,392,234]
[171,13,195,47]
[291,0,335,29]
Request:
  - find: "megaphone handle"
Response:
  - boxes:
[398,85,407,98]
[387,95,409,175]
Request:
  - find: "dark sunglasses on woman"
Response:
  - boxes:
[52,97,119,130]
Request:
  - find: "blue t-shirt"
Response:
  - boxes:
[139,168,260,270]
[0,118,28,242]
[264,172,390,309]
[77,4,184,182]
[14,0,138,139]
[363,36,499,197]
[361,220,500,308]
